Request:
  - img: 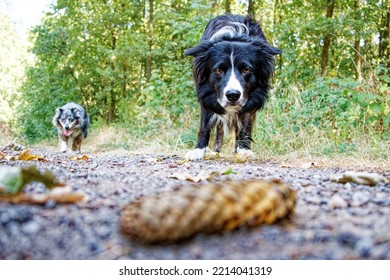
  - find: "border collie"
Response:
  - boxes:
[184,14,281,160]
[52,102,90,153]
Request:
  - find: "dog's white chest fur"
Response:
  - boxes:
[211,111,241,136]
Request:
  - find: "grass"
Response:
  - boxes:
[41,115,386,170]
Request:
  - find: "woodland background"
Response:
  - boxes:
[0,0,389,160]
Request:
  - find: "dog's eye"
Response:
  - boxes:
[69,118,74,122]
[242,67,252,74]
[214,68,224,75]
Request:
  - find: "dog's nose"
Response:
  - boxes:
[225,90,241,102]
[65,126,70,130]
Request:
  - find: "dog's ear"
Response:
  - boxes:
[267,45,282,56]
[71,108,82,119]
[185,41,213,57]
[52,108,62,126]
[251,39,282,56]
[55,108,63,116]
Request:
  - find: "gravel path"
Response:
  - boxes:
[0,146,389,260]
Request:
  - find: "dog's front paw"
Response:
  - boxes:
[185,148,206,160]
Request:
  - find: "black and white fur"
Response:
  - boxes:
[185,14,281,160]
[52,102,90,153]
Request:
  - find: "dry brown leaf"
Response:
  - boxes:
[0,151,5,159]
[69,154,90,161]
[204,151,221,160]
[332,171,389,186]
[0,166,64,195]
[176,158,190,165]
[17,149,46,161]
[234,150,255,163]
[0,186,85,204]
[170,170,219,182]
[17,149,30,160]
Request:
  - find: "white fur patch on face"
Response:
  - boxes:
[185,148,206,160]
[223,52,243,95]
[219,52,244,108]
[223,71,242,94]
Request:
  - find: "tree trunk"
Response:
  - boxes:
[248,0,255,18]
[211,0,218,11]
[354,0,361,81]
[224,0,231,13]
[320,0,335,76]
[108,29,117,123]
[108,89,116,123]
[146,0,154,82]
[379,0,389,67]
[274,0,283,70]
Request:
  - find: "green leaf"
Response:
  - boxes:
[0,167,24,194]
[379,85,389,94]
[369,103,384,115]
[0,166,64,195]
[221,168,237,175]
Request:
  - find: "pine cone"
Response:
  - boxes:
[120,179,296,243]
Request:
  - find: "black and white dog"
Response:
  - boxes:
[184,14,281,160]
[52,102,90,153]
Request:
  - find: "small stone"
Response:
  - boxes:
[328,194,348,209]
[351,192,370,207]
[337,232,358,248]
[23,221,40,235]
[299,180,311,187]
[356,237,374,258]
[44,199,57,209]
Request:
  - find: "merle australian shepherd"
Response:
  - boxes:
[184,14,281,160]
[52,102,90,153]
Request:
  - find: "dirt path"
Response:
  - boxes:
[0,146,389,259]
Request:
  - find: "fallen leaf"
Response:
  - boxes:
[204,151,221,160]
[17,149,46,161]
[156,157,164,162]
[221,167,237,175]
[69,154,90,161]
[170,170,219,182]
[234,150,255,163]
[0,151,5,159]
[0,166,64,195]
[0,166,84,204]
[176,158,189,165]
[331,171,389,186]
[0,166,23,194]
[0,186,85,204]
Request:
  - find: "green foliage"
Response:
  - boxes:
[254,73,389,158]
[2,0,388,160]
[0,13,28,143]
